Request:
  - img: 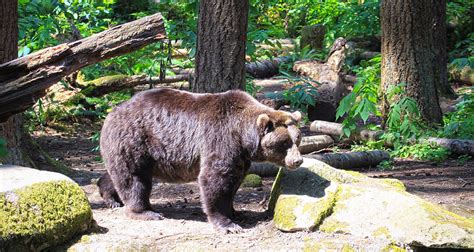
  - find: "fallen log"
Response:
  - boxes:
[310,120,474,156]
[0,13,166,122]
[310,120,383,142]
[245,56,291,78]
[423,137,474,156]
[78,74,189,97]
[306,150,390,170]
[298,135,334,154]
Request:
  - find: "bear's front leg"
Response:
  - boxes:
[198,159,245,234]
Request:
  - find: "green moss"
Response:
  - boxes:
[241,174,263,188]
[302,186,340,231]
[273,196,301,231]
[379,178,406,191]
[308,163,360,183]
[319,219,349,233]
[381,244,407,252]
[342,243,356,252]
[422,201,474,231]
[373,226,392,240]
[0,181,93,250]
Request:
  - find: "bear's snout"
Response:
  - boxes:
[285,145,303,169]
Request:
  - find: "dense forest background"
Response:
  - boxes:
[1,0,473,166]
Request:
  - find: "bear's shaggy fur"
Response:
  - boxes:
[99,88,303,233]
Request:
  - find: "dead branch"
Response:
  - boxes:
[0,13,166,122]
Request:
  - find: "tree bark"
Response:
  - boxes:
[0,13,166,122]
[432,1,457,98]
[381,0,444,124]
[193,0,249,93]
[0,0,23,165]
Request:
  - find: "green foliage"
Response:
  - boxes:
[0,138,8,159]
[250,0,380,43]
[440,87,474,140]
[279,71,318,113]
[245,76,263,97]
[393,143,451,163]
[336,55,381,137]
[18,0,116,56]
[89,131,100,153]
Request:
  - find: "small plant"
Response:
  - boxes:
[392,143,451,162]
[0,137,8,159]
[440,87,474,140]
[377,160,393,171]
[337,55,381,137]
[245,76,262,97]
[456,154,471,166]
[382,83,425,148]
[279,71,318,113]
[90,131,100,153]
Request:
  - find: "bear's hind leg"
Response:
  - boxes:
[98,172,123,208]
[109,164,164,221]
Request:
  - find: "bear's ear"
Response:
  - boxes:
[257,114,274,133]
[292,111,302,122]
[268,111,298,126]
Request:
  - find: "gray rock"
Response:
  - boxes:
[272,158,474,249]
[0,165,93,251]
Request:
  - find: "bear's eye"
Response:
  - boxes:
[264,121,274,134]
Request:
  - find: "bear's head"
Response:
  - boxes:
[256,111,303,169]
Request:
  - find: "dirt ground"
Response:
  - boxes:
[33,121,474,250]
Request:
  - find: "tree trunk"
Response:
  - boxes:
[381,0,444,124]
[432,2,457,99]
[0,0,22,165]
[0,13,166,122]
[193,0,249,93]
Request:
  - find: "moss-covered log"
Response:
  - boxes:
[0,13,166,122]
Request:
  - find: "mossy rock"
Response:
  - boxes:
[241,174,262,188]
[272,158,474,249]
[0,166,93,250]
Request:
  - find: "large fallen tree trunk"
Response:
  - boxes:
[311,120,474,156]
[0,13,166,122]
[249,150,390,176]
[306,150,390,170]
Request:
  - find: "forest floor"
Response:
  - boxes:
[33,119,474,250]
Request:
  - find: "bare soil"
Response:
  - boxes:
[33,121,474,250]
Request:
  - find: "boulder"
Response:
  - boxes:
[0,165,93,251]
[272,158,474,249]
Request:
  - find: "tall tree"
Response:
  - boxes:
[381,0,448,124]
[0,0,23,165]
[192,0,249,93]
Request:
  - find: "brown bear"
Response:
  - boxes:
[98,88,303,233]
